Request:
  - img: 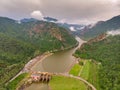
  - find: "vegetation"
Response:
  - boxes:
[80,60,90,80]
[81,15,120,40]
[6,73,28,90]
[70,60,99,89]
[80,60,99,89]
[79,61,84,66]
[49,75,87,90]
[75,35,120,90]
[0,17,77,89]
[69,64,82,76]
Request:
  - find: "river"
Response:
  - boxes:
[25,37,85,90]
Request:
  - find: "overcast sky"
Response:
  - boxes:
[0,0,120,24]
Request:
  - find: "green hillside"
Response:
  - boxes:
[81,15,120,40]
[0,17,77,89]
[74,35,120,90]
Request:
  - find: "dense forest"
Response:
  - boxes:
[75,35,120,90]
[0,17,77,89]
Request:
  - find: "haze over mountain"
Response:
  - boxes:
[19,16,85,38]
[107,29,120,36]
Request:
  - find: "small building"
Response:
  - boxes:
[31,74,40,82]
[30,72,52,82]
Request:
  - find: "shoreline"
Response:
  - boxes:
[7,52,53,85]
[7,37,85,88]
[23,42,79,73]
[23,52,53,72]
[7,43,78,85]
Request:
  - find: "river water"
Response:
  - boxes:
[25,37,85,90]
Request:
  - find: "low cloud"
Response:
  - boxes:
[107,30,120,36]
[31,10,44,20]
[69,27,76,32]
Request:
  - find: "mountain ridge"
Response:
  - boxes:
[75,34,120,90]
[80,15,120,40]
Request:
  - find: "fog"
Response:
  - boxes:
[107,29,120,36]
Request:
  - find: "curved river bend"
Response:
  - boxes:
[25,37,85,90]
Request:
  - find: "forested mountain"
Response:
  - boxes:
[58,23,85,37]
[21,17,58,23]
[74,35,120,90]
[80,15,120,40]
[0,17,77,89]
[20,18,38,23]
[0,17,77,52]
[20,16,86,38]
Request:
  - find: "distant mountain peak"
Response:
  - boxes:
[43,17,58,22]
[20,18,38,23]
[80,15,120,40]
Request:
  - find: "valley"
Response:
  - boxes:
[0,17,77,90]
[0,14,120,90]
[7,37,97,90]
[23,37,88,90]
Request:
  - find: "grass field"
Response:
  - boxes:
[69,64,82,76]
[80,60,90,80]
[49,75,87,90]
[69,60,100,90]
[80,60,100,89]
[6,73,28,90]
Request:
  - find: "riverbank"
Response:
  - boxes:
[7,37,87,90]
[26,41,79,72]
[6,42,79,88]
[6,52,53,86]
[51,41,79,53]
[23,52,53,72]
[25,43,79,73]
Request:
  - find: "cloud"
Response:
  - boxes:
[70,27,76,32]
[107,30,120,36]
[40,0,120,24]
[0,0,41,19]
[31,10,44,20]
[0,0,120,24]
[57,19,67,23]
